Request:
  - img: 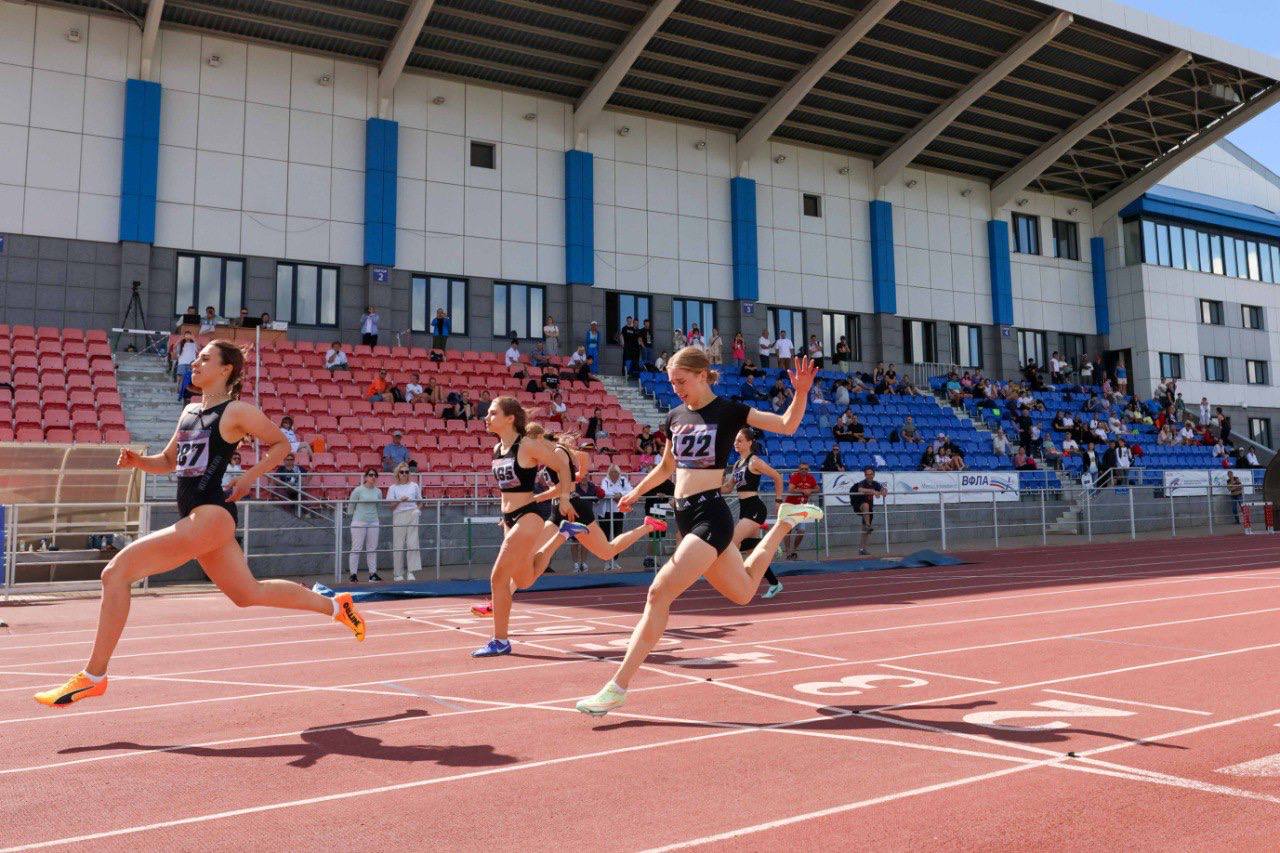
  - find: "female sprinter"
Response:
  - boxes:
[469,398,574,658]
[575,347,823,715]
[34,340,365,707]
[523,432,666,580]
[723,427,787,599]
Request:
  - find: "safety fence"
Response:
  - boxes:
[2,480,1260,597]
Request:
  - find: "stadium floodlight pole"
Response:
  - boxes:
[572,0,681,146]
[377,0,437,118]
[139,0,165,82]
[1091,83,1280,225]
[988,50,1191,214]
[872,11,1072,191]
[734,0,899,174]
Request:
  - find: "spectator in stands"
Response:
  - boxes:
[734,373,763,402]
[1049,350,1066,383]
[918,446,937,469]
[404,372,425,406]
[806,334,823,368]
[1087,416,1108,444]
[833,380,851,407]
[740,359,763,379]
[426,308,450,354]
[278,416,311,460]
[584,321,602,372]
[259,312,272,328]
[1238,446,1261,468]
[833,410,856,442]
[504,339,524,377]
[653,350,670,372]
[361,307,380,346]
[638,426,658,460]
[773,330,794,371]
[322,341,349,374]
[851,467,888,555]
[1012,447,1037,471]
[1216,407,1233,445]
[382,430,411,472]
[1079,355,1094,384]
[366,369,391,402]
[580,407,607,448]
[1212,438,1228,459]
[731,332,746,367]
[346,469,384,583]
[566,346,595,384]
[1052,410,1072,432]
[846,413,869,443]
[620,316,643,378]
[1061,434,1079,455]
[1080,441,1100,480]
[641,319,655,366]
[1041,437,1063,469]
[782,463,818,560]
[274,452,304,505]
[991,427,1011,457]
[820,443,845,472]
[222,452,243,491]
[230,307,250,327]
[200,305,221,334]
[543,315,560,355]
[704,327,722,364]
[443,391,473,422]
[1157,424,1176,446]
[899,415,922,444]
[834,335,851,366]
[687,325,705,350]
[529,340,551,369]
[758,331,774,368]
[810,383,828,405]
[1084,392,1106,413]
[386,463,421,581]
[176,304,199,331]
[1197,396,1212,426]
[770,386,790,414]
[1177,420,1197,445]
[175,331,198,401]
[596,465,632,572]
[1114,439,1133,485]
[1227,471,1245,522]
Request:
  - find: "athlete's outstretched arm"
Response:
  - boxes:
[747,356,817,436]
[618,442,674,513]
[753,457,784,496]
[222,402,291,500]
[118,429,180,475]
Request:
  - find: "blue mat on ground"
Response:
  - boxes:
[313,549,964,602]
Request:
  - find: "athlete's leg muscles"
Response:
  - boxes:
[491,514,547,639]
[573,519,651,562]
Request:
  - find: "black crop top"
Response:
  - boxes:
[542,445,577,486]
[492,437,540,493]
[731,453,762,492]
[665,396,751,471]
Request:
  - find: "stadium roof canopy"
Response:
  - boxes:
[53,0,1280,219]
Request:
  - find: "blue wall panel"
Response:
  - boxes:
[118,79,161,243]
[1090,235,1109,336]
[564,150,594,285]
[363,118,398,267]
[986,219,1014,327]
[730,177,758,301]
[868,200,896,315]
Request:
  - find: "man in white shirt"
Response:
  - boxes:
[1049,351,1065,382]
[757,332,774,368]
[774,330,794,370]
[199,306,221,334]
[404,372,424,403]
[324,341,349,373]
[505,340,526,377]
[361,306,380,346]
[1199,397,1211,426]
[1177,422,1196,444]
[1114,440,1133,486]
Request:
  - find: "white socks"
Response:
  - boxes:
[331,598,341,617]
[83,670,105,683]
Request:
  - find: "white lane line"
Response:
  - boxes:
[1216,752,1280,777]
[1042,689,1212,716]
[377,681,472,712]
[755,645,846,662]
[1061,758,1280,805]
[878,664,1000,685]
[1080,706,1280,758]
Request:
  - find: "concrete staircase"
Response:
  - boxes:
[600,374,667,431]
[116,352,183,500]
[1048,476,1090,534]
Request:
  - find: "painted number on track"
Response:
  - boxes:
[794,674,929,696]
[963,700,1136,731]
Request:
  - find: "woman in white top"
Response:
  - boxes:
[543,316,560,354]
[404,372,424,403]
[386,464,422,581]
[324,343,349,373]
[347,468,383,583]
[222,452,243,490]
[706,328,723,364]
[175,334,198,401]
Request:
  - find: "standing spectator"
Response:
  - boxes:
[366,369,391,402]
[1199,396,1212,426]
[834,335,851,366]
[672,328,686,353]
[782,463,818,560]
[1079,355,1094,384]
[430,308,450,352]
[599,465,632,571]
[850,467,887,556]
[807,334,823,369]
[1049,350,1065,383]
[1227,471,1244,523]
[584,320,602,372]
[1215,407,1233,445]
[543,315,561,355]
[360,307,380,346]
[381,430,411,471]
[200,306,221,334]
[347,469,384,582]
[707,328,723,364]
[757,330,774,368]
[386,464,421,581]
[324,341,349,373]
[1115,360,1128,394]
[619,316,643,378]
[640,318,655,367]
[731,333,746,367]
[1113,439,1132,485]
[175,332,198,401]
[774,330,794,370]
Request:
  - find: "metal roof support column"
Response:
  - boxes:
[734,0,899,174]
[872,11,1072,191]
[377,0,436,118]
[139,0,164,81]
[989,50,1190,212]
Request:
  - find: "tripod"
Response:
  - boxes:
[114,281,165,355]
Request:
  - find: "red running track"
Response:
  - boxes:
[3,533,1280,850]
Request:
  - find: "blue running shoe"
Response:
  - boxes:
[559,520,589,540]
[471,638,512,658]
[762,582,783,599]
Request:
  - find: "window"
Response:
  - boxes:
[1052,219,1079,260]
[1141,220,1157,263]
[492,282,544,340]
[802,194,822,218]
[605,292,652,342]
[1155,223,1171,266]
[1123,220,1142,265]
[1198,231,1212,273]
[1017,329,1047,368]
[1249,417,1272,449]
[1243,305,1265,330]
[1235,239,1249,279]
[822,312,861,362]
[1224,236,1239,277]
[672,298,715,344]
[950,323,982,368]
[1211,233,1225,274]
[410,275,467,334]
[175,254,243,319]
[1246,360,1269,385]
[469,141,495,169]
[1169,225,1185,268]
[1012,213,1040,254]
[1203,356,1228,383]
[1159,352,1183,380]
[275,263,338,327]
[1183,227,1199,271]
[1200,299,1224,326]
[902,319,937,364]
[1060,333,1086,367]
[767,307,807,353]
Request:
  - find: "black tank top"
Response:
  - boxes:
[175,400,238,516]
[542,445,577,486]
[492,437,540,493]
[732,453,761,492]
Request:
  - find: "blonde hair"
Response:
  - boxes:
[524,422,547,440]
[667,346,720,385]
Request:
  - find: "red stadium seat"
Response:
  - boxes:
[45,427,73,442]
[15,425,42,442]
[104,428,131,443]
[73,428,103,443]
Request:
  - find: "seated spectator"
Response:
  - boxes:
[1042,438,1063,469]
[654,350,671,371]
[260,312,273,327]
[273,452,304,503]
[1084,393,1106,413]
[443,391,473,422]
[1012,447,1038,470]
[833,410,856,442]
[230,307,251,327]
[581,408,606,446]
[846,413,869,443]
[1061,435,1079,455]
[735,374,766,402]
[740,359,764,379]
[637,426,658,457]
[918,446,937,470]
[1157,424,1176,446]
[1107,414,1127,436]
[1089,418,1108,443]
[900,416,921,444]
[324,342,349,373]
[175,304,199,330]
[810,383,828,405]
[505,340,526,378]
[1212,439,1227,458]
[1177,421,1197,445]
[548,391,568,426]
[278,416,310,458]
[530,340,551,368]
[1237,446,1261,468]
[366,369,391,402]
[991,428,1011,456]
[222,452,243,491]
[382,430,411,471]
[1052,410,1072,432]
[404,371,424,404]
[566,346,594,384]
[770,390,789,414]
[200,305,221,334]
[820,443,846,472]
[833,380,851,407]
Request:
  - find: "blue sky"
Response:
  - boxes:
[1119,0,1280,176]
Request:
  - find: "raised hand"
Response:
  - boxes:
[116,448,142,470]
[789,356,818,395]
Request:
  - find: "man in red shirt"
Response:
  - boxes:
[783,463,818,560]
